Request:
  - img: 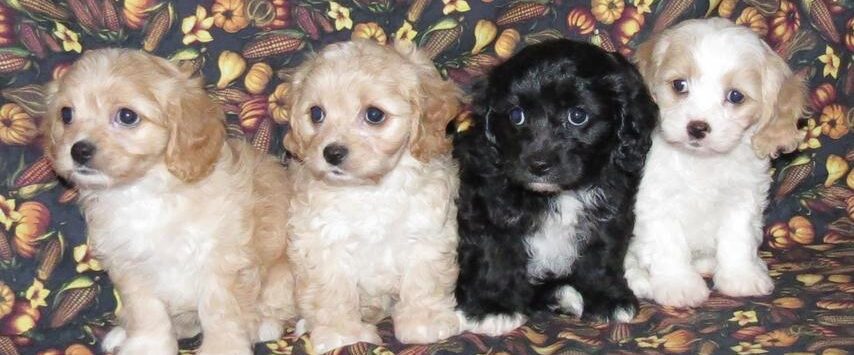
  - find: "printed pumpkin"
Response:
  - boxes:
[0,103,37,145]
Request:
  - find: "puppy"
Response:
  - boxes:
[285,40,463,353]
[624,18,806,307]
[43,49,296,354]
[454,39,657,336]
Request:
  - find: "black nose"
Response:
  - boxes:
[687,120,711,139]
[70,140,96,165]
[323,144,348,166]
[528,159,553,176]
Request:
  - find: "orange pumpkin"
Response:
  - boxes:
[756,329,799,347]
[0,281,13,318]
[122,0,159,30]
[614,6,644,45]
[661,329,695,353]
[13,201,50,259]
[65,344,94,355]
[0,103,38,146]
[811,83,836,110]
[736,7,768,37]
[0,300,40,335]
[566,8,595,35]
[788,216,814,244]
[591,0,624,25]
[819,104,849,139]
[767,221,793,249]
[268,83,290,124]
[768,0,800,47]
[239,96,268,132]
[0,4,14,47]
[846,17,853,53]
[351,22,387,45]
[494,29,521,60]
[718,0,738,18]
[772,297,804,309]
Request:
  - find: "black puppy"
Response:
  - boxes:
[454,39,657,335]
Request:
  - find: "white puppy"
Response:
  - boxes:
[624,18,806,307]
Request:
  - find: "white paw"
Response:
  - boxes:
[650,271,710,307]
[692,256,718,276]
[258,318,284,342]
[101,326,126,352]
[714,265,774,297]
[294,318,308,336]
[309,324,381,354]
[115,334,178,355]
[611,306,636,323]
[624,257,653,300]
[458,311,526,337]
[394,309,461,344]
[551,285,584,317]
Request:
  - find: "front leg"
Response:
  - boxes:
[393,224,461,344]
[196,270,255,355]
[713,196,774,297]
[455,230,532,336]
[105,275,177,355]
[291,246,380,354]
[569,220,638,322]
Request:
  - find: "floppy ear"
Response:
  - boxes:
[751,50,806,159]
[396,41,463,162]
[163,64,226,183]
[632,33,664,91]
[282,59,312,159]
[40,81,61,162]
[608,53,658,174]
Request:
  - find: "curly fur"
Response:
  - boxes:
[453,39,657,335]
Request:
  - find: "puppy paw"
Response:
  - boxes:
[258,318,284,342]
[692,256,718,276]
[458,311,526,337]
[624,264,653,300]
[714,266,774,297]
[581,293,638,323]
[101,326,126,353]
[309,323,381,354]
[650,271,710,307]
[394,309,461,344]
[551,285,584,317]
[114,334,178,355]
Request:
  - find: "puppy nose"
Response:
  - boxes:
[687,120,711,139]
[70,140,96,165]
[323,144,348,166]
[528,159,553,176]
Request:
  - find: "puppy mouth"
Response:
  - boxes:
[73,166,100,175]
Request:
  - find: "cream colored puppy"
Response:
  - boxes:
[624,18,806,307]
[43,49,296,354]
[285,40,463,353]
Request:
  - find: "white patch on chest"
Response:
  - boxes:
[525,190,595,280]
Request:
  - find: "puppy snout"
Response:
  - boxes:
[323,144,349,166]
[71,140,96,165]
[687,120,711,139]
[528,158,554,176]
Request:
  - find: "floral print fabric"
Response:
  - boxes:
[0,0,851,354]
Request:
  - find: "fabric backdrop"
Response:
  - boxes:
[0,0,851,354]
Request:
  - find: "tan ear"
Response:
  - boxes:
[282,59,312,159]
[396,42,463,162]
[751,52,806,159]
[632,34,663,91]
[40,81,60,161]
[165,76,226,182]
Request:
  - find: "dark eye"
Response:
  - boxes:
[672,79,688,94]
[365,106,385,125]
[727,90,744,104]
[309,106,325,123]
[60,107,73,125]
[567,107,588,126]
[115,108,139,127]
[509,106,525,126]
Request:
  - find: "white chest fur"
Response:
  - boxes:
[525,191,591,280]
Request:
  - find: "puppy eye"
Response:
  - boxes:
[727,90,745,104]
[509,107,525,126]
[364,106,385,125]
[672,79,688,94]
[60,107,73,125]
[567,107,589,126]
[115,108,139,127]
[309,106,325,124]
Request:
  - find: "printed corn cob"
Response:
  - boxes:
[15,0,70,20]
[13,156,56,188]
[803,0,840,43]
[420,18,462,60]
[49,276,99,328]
[496,1,549,26]
[17,22,44,58]
[0,336,19,355]
[775,154,815,200]
[252,117,273,153]
[141,3,172,52]
[58,186,79,204]
[406,0,431,23]
[0,49,31,75]
[591,29,617,52]
[211,87,251,105]
[0,4,15,47]
[101,0,122,32]
[0,230,13,263]
[311,9,333,33]
[294,6,319,40]
[67,0,99,32]
[242,31,306,59]
[36,236,63,280]
[653,0,692,32]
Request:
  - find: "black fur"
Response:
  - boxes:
[454,39,657,322]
